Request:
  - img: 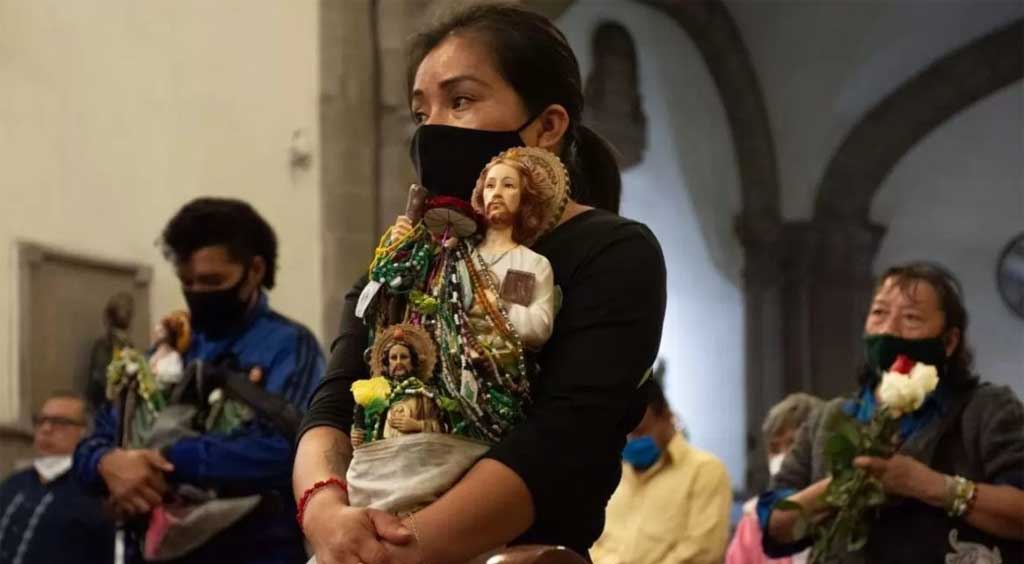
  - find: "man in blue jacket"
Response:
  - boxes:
[74,197,324,563]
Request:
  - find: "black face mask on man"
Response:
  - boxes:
[863,334,948,378]
[408,118,535,201]
[183,266,254,338]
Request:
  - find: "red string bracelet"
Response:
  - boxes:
[296,477,348,531]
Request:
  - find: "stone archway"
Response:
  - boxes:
[816,20,1023,220]
[636,0,788,490]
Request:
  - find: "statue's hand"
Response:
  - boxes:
[388,413,422,433]
[391,215,413,241]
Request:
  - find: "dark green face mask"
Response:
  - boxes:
[863,334,947,377]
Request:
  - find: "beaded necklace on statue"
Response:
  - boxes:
[426,238,530,442]
[368,223,435,294]
[480,244,519,269]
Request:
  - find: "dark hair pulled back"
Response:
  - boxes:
[407,2,621,212]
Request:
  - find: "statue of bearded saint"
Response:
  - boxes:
[382,342,442,439]
[466,148,560,354]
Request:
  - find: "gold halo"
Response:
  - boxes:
[370,323,437,381]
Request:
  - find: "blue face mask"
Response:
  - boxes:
[622,435,662,470]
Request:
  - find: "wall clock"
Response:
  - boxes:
[996,232,1024,319]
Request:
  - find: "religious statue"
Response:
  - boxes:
[333,148,570,521]
[148,311,191,387]
[467,146,561,352]
[85,292,135,409]
[350,324,441,447]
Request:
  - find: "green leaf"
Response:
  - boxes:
[824,478,850,507]
[437,396,461,412]
[834,416,862,447]
[364,398,388,424]
[825,433,857,473]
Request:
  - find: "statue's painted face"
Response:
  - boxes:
[483,162,522,228]
[387,343,415,379]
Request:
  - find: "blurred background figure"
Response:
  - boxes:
[0,392,114,564]
[85,292,136,411]
[727,392,823,564]
[74,198,325,564]
[591,378,733,564]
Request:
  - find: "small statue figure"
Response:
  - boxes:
[86,292,135,409]
[149,311,191,387]
[336,148,570,524]
[350,324,440,447]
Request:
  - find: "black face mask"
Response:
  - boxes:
[184,268,254,339]
[409,119,534,201]
[863,334,948,377]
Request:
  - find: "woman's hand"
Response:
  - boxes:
[303,486,414,564]
[854,454,946,505]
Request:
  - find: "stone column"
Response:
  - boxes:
[319,0,379,340]
[737,216,786,492]
[738,216,883,491]
[802,219,885,400]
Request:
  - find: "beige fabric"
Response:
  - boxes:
[346,433,490,513]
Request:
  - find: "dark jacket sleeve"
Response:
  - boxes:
[758,398,833,557]
[485,223,667,549]
[969,384,1024,488]
[297,275,371,440]
[73,404,118,494]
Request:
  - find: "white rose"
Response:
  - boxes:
[878,362,939,416]
[909,363,939,395]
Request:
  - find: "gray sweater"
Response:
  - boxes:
[769,382,1023,563]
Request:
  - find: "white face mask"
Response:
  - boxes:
[768,453,786,477]
[33,455,73,483]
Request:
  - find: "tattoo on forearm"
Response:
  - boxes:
[324,434,352,474]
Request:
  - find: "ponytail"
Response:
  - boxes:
[566,124,621,213]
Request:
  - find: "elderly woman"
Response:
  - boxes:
[727,393,823,564]
[759,262,1024,563]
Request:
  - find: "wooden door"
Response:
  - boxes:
[17,242,151,421]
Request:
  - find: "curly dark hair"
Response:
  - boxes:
[160,198,278,289]
[858,261,977,391]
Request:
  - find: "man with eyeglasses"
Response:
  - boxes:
[0,392,114,564]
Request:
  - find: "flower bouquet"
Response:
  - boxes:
[781,354,939,563]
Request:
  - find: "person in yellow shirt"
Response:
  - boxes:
[591,379,733,564]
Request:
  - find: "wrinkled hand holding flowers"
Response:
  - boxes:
[779,354,939,563]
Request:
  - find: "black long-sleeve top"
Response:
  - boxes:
[299,209,667,556]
